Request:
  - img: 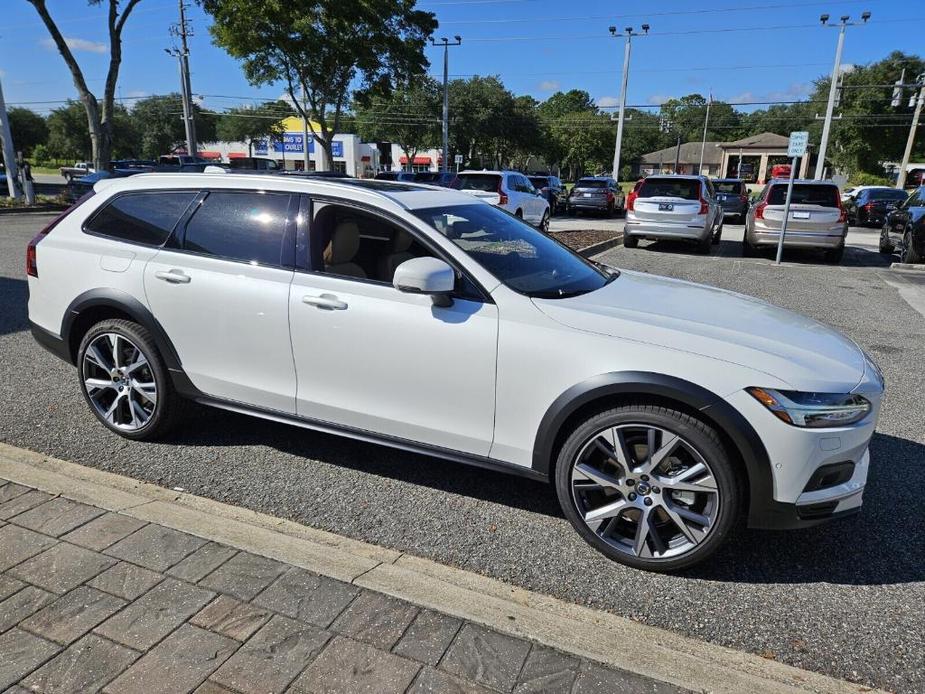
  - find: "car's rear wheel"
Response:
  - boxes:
[879,228,894,255]
[554,405,740,572]
[538,210,550,234]
[902,231,921,264]
[77,319,181,441]
[623,234,639,248]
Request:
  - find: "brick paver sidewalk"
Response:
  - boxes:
[0,477,683,694]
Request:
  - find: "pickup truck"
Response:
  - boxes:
[59,162,95,181]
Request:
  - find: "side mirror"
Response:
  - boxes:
[393,257,456,307]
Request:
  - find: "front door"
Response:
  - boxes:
[144,190,297,412]
[288,201,499,456]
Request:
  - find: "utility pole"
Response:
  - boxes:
[609,24,648,183]
[431,36,461,173]
[167,0,197,158]
[699,91,712,175]
[0,74,21,199]
[897,73,925,190]
[815,11,870,179]
[301,84,310,171]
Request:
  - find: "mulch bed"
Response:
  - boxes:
[549,228,621,251]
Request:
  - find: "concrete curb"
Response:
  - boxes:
[0,442,880,694]
[578,232,624,257]
[890,262,925,271]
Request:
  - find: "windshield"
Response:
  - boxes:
[575,179,608,188]
[638,178,700,200]
[457,174,501,192]
[412,204,611,298]
[714,182,743,194]
[767,184,839,207]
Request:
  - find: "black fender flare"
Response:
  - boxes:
[61,288,183,373]
[531,371,774,526]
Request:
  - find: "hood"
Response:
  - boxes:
[533,270,865,392]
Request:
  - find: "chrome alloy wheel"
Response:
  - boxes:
[81,333,157,431]
[569,424,720,560]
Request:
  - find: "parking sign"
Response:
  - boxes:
[788,131,809,157]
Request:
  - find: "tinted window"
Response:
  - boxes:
[638,178,701,200]
[413,204,610,298]
[529,177,550,188]
[86,191,196,246]
[714,181,743,194]
[184,191,290,266]
[767,184,839,207]
[458,174,501,192]
[576,179,609,189]
[866,189,907,201]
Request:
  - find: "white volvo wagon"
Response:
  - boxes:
[26,173,884,571]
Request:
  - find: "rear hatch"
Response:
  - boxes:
[571,179,610,203]
[760,183,842,232]
[633,178,704,222]
[458,173,502,205]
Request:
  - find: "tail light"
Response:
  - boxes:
[836,193,847,223]
[497,179,508,206]
[863,202,875,210]
[26,193,93,277]
[739,194,749,204]
[626,191,638,211]
[698,198,709,215]
[754,201,768,220]
[606,191,614,202]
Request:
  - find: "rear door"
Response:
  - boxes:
[633,178,704,225]
[144,190,297,412]
[761,183,842,232]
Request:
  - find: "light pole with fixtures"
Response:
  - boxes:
[814,11,870,179]
[431,36,462,173]
[610,24,648,183]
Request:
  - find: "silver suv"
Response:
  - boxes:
[743,179,848,263]
[624,175,723,253]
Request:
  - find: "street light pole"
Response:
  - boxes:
[0,75,22,199]
[699,91,712,175]
[897,74,925,190]
[610,24,648,183]
[815,11,870,179]
[431,36,461,174]
[167,0,197,158]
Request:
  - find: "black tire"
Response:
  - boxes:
[77,319,182,441]
[741,236,754,257]
[824,245,845,264]
[902,231,921,264]
[623,234,639,248]
[879,228,894,255]
[698,235,712,254]
[606,201,615,218]
[554,404,741,572]
[538,210,550,234]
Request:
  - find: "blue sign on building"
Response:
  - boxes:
[267,134,343,158]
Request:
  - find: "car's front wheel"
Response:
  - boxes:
[902,231,921,264]
[77,319,181,441]
[554,404,740,572]
[538,210,550,233]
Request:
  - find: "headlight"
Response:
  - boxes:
[747,387,871,428]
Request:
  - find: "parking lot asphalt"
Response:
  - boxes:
[1,213,922,693]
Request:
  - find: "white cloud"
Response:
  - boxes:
[41,37,106,54]
[647,94,671,105]
[597,96,620,108]
[538,80,560,92]
[126,90,149,98]
[840,63,856,74]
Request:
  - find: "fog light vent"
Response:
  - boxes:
[803,462,855,492]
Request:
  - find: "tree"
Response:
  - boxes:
[658,94,744,144]
[8,108,48,156]
[27,0,143,171]
[46,100,139,163]
[130,94,216,158]
[216,100,295,156]
[353,78,440,169]
[537,90,613,179]
[200,0,437,171]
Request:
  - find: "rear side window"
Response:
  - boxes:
[767,184,839,207]
[638,178,701,200]
[183,191,291,266]
[458,174,501,192]
[85,191,196,246]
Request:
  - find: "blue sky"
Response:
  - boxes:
[0,0,921,117]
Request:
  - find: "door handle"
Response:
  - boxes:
[154,270,191,284]
[302,293,347,310]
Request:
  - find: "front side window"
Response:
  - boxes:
[183,191,291,266]
[412,204,611,298]
[85,191,197,246]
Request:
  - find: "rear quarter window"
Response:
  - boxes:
[84,191,197,246]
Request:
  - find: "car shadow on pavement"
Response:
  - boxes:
[636,238,894,268]
[171,405,563,518]
[0,276,29,336]
[686,431,924,586]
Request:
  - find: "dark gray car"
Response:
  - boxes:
[565,177,625,217]
[712,179,750,223]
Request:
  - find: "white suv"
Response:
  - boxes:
[27,173,883,571]
[457,170,550,231]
